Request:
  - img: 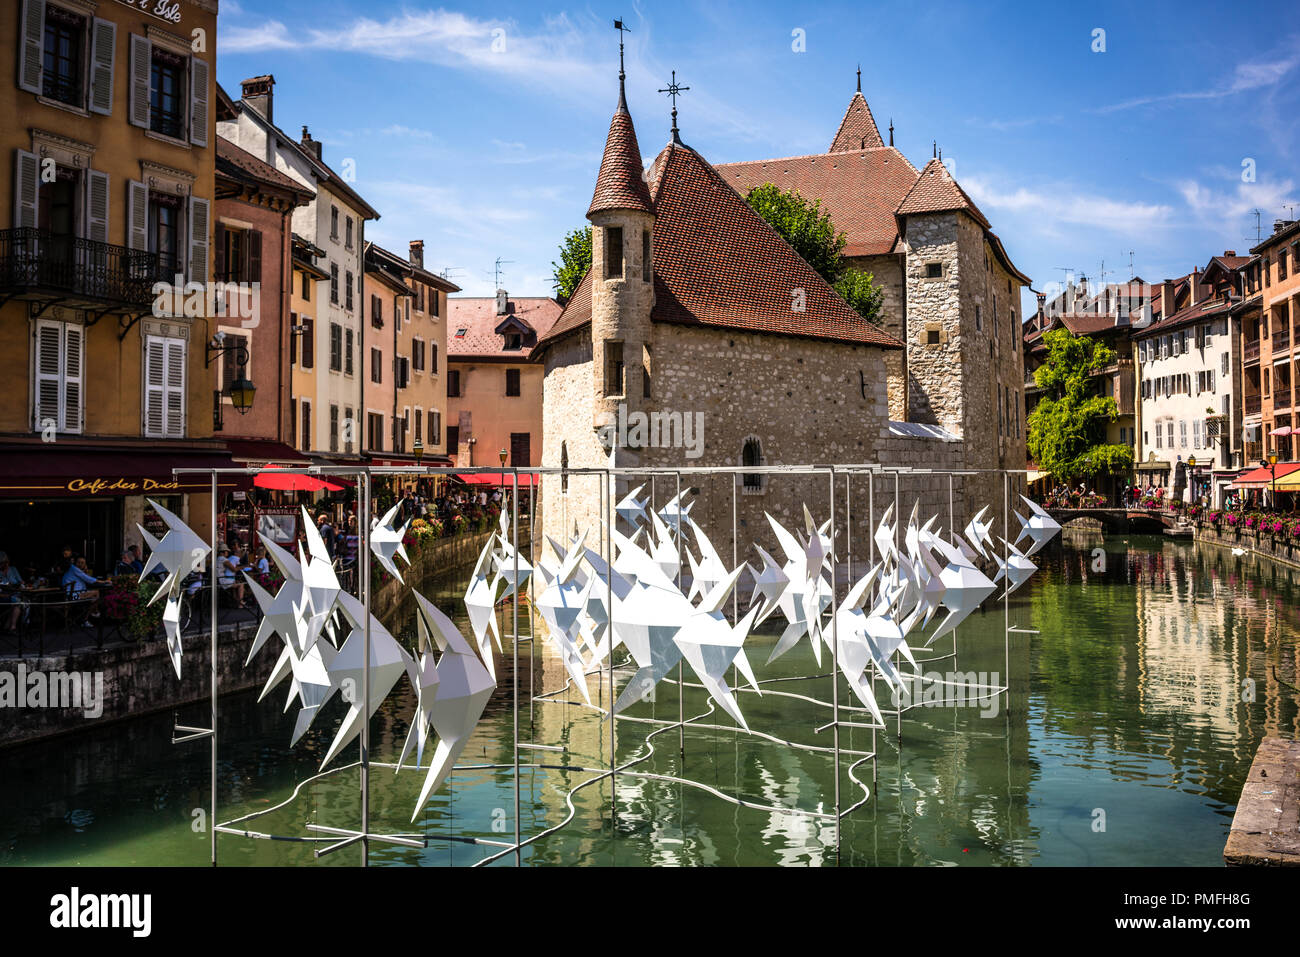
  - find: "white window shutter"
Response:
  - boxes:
[18,0,44,95]
[165,339,186,437]
[129,34,151,129]
[63,324,83,433]
[188,196,209,283]
[127,180,148,250]
[15,150,39,229]
[144,337,165,436]
[85,170,109,244]
[34,321,61,432]
[89,18,116,115]
[189,56,209,147]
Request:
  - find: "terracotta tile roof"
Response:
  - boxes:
[829,91,885,152]
[1058,313,1129,336]
[1132,295,1231,339]
[448,296,563,359]
[588,106,654,216]
[714,147,918,256]
[216,136,312,200]
[896,158,989,228]
[540,139,903,352]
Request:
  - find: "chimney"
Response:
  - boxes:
[300,126,322,162]
[1160,279,1176,320]
[495,289,508,316]
[1224,250,1236,257]
[1190,267,1200,306]
[240,75,275,123]
[409,240,424,268]
[1276,219,1289,235]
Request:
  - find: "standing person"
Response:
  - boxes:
[0,552,25,634]
[317,512,335,557]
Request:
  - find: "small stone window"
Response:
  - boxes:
[975,304,982,331]
[560,441,569,493]
[741,436,765,493]
[605,227,624,279]
[925,262,943,279]
[926,328,941,346]
[642,229,652,282]
[642,343,652,398]
[604,340,624,396]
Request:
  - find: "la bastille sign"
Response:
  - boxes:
[112,0,183,24]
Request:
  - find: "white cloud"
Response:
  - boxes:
[1175,176,1299,235]
[1093,44,1300,113]
[963,176,1174,233]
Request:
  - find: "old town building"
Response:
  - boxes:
[1242,220,1300,468]
[216,76,380,463]
[1132,256,1246,505]
[447,291,562,471]
[0,0,227,565]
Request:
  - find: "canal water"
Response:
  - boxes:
[2,533,1297,866]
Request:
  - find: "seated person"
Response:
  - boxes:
[127,545,145,575]
[62,556,101,602]
[0,551,24,633]
[217,545,246,607]
[113,550,136,577]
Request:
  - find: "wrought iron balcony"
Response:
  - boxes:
[1244,338,1261,363]
[1273,330,1291,353]
[0,228,170,314]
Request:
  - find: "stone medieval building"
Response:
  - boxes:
[534,72,1030,549]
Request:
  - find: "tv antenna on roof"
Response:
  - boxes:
[1284,203,1298,222]
[439,267,464,282]
[493,257,514,290]
[1247,209,1262,244]
[1128,250,1135,280]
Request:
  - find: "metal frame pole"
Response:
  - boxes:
[675,471,684,757]
[828,467,841,863]
[360,470,371,866]
[1003,470,1010,714]
[209,473,218,867]
[606,466,616,842]
[512,469,521,866]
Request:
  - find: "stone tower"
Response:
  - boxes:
[587,80,655,463]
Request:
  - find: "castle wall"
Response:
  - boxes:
[846,252,907,420]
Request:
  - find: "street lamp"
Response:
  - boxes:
[412,436,423,466]
[1268,452,1278,509]
[1187,455,1196,505]
[499,448,508,510]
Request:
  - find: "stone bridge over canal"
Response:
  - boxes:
[1045,508,1179,535]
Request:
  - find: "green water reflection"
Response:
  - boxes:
[2,533,1297,866]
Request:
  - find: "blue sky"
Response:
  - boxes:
[217,0,1300,312]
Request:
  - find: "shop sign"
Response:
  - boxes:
[112,0,183,24]
[66,478,182,495]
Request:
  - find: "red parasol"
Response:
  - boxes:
[253,463,345,492]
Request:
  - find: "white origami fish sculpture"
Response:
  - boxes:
[685,518,729,602]
[162,591,183,679]
[396,643,439,772]
[748,544,790,614]
[409,590,496,822]
[964,506,995,561]
[139,498,210,604]
[827,563,888,727]
[535,543,598,705]
[763,512,831,666]
[928,533,997,644]
[463,532,503,679]
[657,490,694,536]
[369,502,411,583]
[993,537,1038,598]
[615,484,649,530]
[318,591,415,769]
[674,567,761,729]
[1015,495,1062,557]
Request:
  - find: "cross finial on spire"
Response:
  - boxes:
[658,70,690,144]
[614,19,631,109]
[933,140,937,158]
[856,64,861,93]
[888,118,894,146]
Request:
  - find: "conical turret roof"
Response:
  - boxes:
[587,98,654,217]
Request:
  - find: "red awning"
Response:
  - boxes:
[454,472,541,487]
[1230,462,1300,489]
[0,445,238,498]
[253,464,344,492]
[225,439,311,464]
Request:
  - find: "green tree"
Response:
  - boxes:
[745,183,884,324]
[833,268,884,325]
[1026,328,1133,479]
[551,226,592,302]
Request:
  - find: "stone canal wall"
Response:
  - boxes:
[1195,523,1300,572]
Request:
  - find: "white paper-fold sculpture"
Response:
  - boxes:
[615,484,649,530]
[139,498,210,602]
[674,567,761,728]
[409,590,496,822]
[162,592,183,678]
[369,503,411,583]
[928,533,997,644]
[1015,495,1062,557]
[657,490,693,536]
[993,537,1037,598]
[463,533,503,679]
[534,542,597,705]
